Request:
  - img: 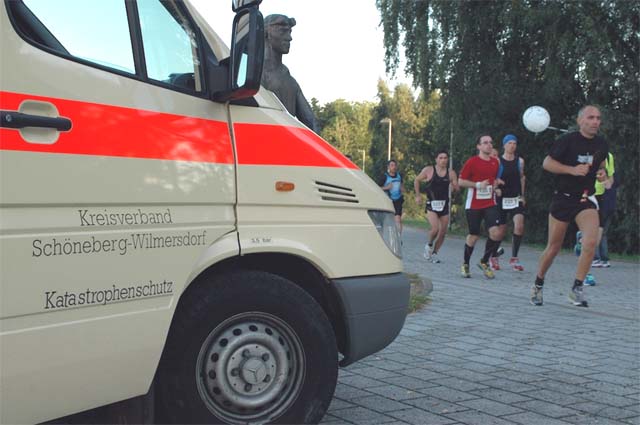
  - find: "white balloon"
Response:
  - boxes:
[523,106,551,133]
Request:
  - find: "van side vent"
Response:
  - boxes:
[315,181,359,204]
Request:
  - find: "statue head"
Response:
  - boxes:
[264,14,296,55]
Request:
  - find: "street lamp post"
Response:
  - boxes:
[359,149,366,173]
[380,118,392,161]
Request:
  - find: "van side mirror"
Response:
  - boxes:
[232,0,262,12]
[213,7,264,101]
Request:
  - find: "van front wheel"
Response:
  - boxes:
[158,271,338,424]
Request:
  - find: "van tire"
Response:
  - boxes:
[157,270,338,424]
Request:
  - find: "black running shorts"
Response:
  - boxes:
[497,200,526,225]
[425,199,449,217]
[549,192,597,223]
[392,198,404,216]
[465,206,500,235]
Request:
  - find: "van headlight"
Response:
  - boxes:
[368,210,402,258]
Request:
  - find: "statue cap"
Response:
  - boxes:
[264,14,296,28]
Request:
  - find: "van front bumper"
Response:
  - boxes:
[332,273,410,366]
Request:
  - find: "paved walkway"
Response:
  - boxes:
[324,226,640,425]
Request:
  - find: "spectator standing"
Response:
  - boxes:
[592,153,615,269]
[379,159,405,234]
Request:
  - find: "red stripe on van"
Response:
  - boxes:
[1,91,358,169]
[234,123,358,169]
[0,91,234,163]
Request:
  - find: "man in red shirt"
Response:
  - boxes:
[458,135,502,279]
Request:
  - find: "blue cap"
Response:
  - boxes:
[502,134,517,145]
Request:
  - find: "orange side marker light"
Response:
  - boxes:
[276,182,296,192]
[275,181,295,192]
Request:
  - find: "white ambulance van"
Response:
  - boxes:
[0,0,409,423]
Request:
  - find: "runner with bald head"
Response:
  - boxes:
[530,105,608,307]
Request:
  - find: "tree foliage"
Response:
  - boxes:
[312,98,375,171]
[313,82,440,183]
[368,80,442,185]
[377,0,639,253]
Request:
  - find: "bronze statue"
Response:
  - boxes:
[262,14,318,133]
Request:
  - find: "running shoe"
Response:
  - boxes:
[530,284,543,306]
[591,259,602,268]
[600,261,611,268]
[430,252,441,264]
[509,257,524,271]
[461,263,471,278]
[423,244,431,261]
[584,273,596,286]
[477,262,495,279]
[489,256,500,271]
[569,285,589,307]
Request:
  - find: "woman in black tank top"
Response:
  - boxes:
[414,150,459,263]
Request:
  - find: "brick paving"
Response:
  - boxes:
[324,226,640,425]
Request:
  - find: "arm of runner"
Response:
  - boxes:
[449,169,459,192]
[542,155,589,176]
[493,178,504,197]
[414,166,431,203]
[459,178,490,189]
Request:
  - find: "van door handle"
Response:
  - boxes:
[1,110,72,131]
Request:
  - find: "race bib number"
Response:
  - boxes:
[475,185,492,200]
[502,197,519,210]
[431,200,446,212]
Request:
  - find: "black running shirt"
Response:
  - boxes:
[548,132,608,197]
[498,156,521,198]
[426,168,450,201]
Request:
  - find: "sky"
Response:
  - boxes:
[190,0,414,105]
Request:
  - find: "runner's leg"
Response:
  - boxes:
[481,208,502,264]
[464,209,481,268]
[426,210,439,252]
[482,227,502,264]
[433,214,450,254]
[536,214,569,279]
[512,213,525,257]
[575,208,599,281]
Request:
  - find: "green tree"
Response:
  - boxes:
[314,99,375,172]
[377,0,639,253]
[369,80,441,182]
